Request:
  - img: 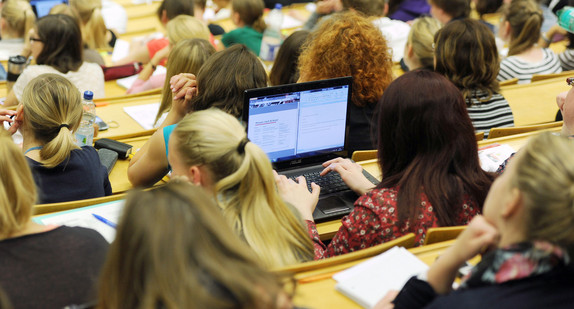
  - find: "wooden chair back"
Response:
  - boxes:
[34,194,127,216]
[531,70,574,83]
[274,233,416,275]
[423,226,466,246]
[487,121,563,139]
[499,78,519,86]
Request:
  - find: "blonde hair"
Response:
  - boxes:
[0,129,36,239]
[512,132,574,247]
[408,17,441,70]
[503,0,543,56]
[156,38,215,124]
[69,0,108,49]
[173,109,314,268]
[22,73,82,168]
[166,15,210,46]
[0,0,35,38]
[97,181,291,309]
[232,0,266,33]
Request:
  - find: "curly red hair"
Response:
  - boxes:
[298,11,393,107]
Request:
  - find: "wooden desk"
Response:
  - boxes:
[501,76,567,126]
[108,135,166,194]
[95,94,161,140]
[477,127,562,149]
[292,240,455,309]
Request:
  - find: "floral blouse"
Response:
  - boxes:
[307,187,480,259]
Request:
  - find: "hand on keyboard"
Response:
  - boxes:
[274,171,320,222]
[321,157,375,196]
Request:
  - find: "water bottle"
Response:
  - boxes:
[558,6,574,33]
[76,91,96,147]
[259,3,283,61]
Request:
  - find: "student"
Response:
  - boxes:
[168,109,314,268]
[113,0,195,66]
[388,0,430,22]
[128,44,267,187]
[276,70,494,258]
[434,19,514,137]
[70,0,116,49]
[0,0,35,61]
[428,0,470,24]
[540,25,574,71]
[9,73,111,204]
[385,133,574,309]
[0,127,108,308]
[298,11,393,154]
[342,0,411,62]
[127,17,212,95]
[497,0,561,84]
[403,16,441,71]
[269,30,309,86]
[4,14,105,106]
[97,181,293,308]
[222,0,266,54]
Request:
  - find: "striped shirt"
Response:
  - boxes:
[497,48,562,84]
[558,49,574,71]
[466,90,514,138]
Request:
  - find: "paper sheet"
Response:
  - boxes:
[478,143,515,172]
[123,103,167,130]
[116,65,166,89]
[34,200,125,243]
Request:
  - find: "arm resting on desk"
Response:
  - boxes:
[127,127,170,187]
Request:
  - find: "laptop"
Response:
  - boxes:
[243,77,380,222]
[30,0,69,18]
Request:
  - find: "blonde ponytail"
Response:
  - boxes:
[504,0,543,56]
[173,109,314,268]
[70,0,108,49]
[22,74,82,169]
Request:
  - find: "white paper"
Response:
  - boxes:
[35,200,125,243]
[123,103,167,130]
[334,247,429,309]
[111,39,130,63]
[478,144,515,172]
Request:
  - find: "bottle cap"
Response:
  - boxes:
[84,90,94,100]
[275,3,282,9]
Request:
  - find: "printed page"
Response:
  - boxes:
[123,103,166,130]
[478,143,515,172]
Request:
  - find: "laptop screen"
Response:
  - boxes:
[30,0,69,18]
[244,77,352,164]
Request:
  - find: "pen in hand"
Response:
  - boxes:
[92,213,117,229]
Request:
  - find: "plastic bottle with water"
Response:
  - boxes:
[76,91,96,147]
[259,3,283,61]
[558,6,574,33]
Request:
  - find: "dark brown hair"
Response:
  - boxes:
[376,70,493,227]
[192,44,268,118]
[156,0,194,21]
[429,0,470,19]
[503,0,543,56]
[434,18,500,105]
[269,30,309,86]
[475,0,503,16]
[341,0,386,16]
[35,14,83,73]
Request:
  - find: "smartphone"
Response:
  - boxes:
[96,116,109,131]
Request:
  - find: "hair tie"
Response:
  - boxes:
[59,123,70,129]
[237,137,250,154]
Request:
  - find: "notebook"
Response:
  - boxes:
[243,77,379,222]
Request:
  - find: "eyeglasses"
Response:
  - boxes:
[29,37,43,43]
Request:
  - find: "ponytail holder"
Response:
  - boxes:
[237,137,250,154]
[59,123,70,129]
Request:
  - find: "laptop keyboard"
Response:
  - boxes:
[290,171,348,195]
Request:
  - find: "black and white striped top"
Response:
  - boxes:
[466,90,514,138]
[558,49,574,71]
[497,48,562,84]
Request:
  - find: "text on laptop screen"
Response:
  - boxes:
[247,85,349,162]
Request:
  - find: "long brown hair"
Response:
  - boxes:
[232,0,266,32]
[503,0,543,56]
[97,181,291,309]
[376,70,494,227]
[434,18,500,105]
[269,30,309,86]
[35,14,83,73]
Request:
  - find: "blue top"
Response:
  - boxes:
[0,63,6,81]
[163,124,177,162]
[27,146,112,204]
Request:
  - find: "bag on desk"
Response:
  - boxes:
[101,62,143,81]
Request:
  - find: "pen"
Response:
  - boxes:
[92,213,117,228]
